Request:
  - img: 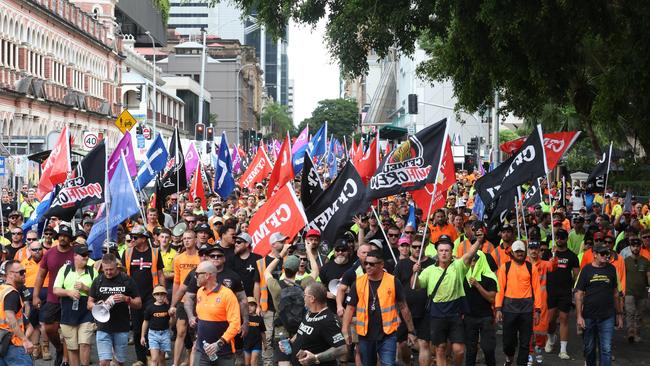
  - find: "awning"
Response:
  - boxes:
[379,125,408,140]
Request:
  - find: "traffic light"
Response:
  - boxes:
[408,94,418,114]
[206,127,214,142]
[195,123,205,141]
[467,136,479,155]
[136,85,143,100]
[136,124,143,135]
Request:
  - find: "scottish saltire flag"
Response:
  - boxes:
[88,153,141,259]
[406,202,417,228]
[214,132,235,198]
[22,189,56,231]
[292,126,310,174]
[309,122,327,159]
[133,134,168,191]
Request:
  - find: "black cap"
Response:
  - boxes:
[573,215,585,222]
[74,245,90,256]
[528,241,541,249]
[198,244,223,256]
[593,242,610,254]
[334,238,349,249]
[501,223,513,232]
[194,223,212,234]
[57,225,74,238]
[435,235,453,247]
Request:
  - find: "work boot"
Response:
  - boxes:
[32,343,42,359]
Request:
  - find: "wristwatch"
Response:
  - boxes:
[314,354,320,364]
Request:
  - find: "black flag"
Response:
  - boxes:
[485,187,518,228]
[305,162,370,246]
[366,119,447,200]
[522,178,543,207]
[475,125,547,207]
[159,127,187,198]
[45,141,106,221]
[585,143,612,194]
[301,151,323,208]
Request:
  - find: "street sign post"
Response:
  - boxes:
[0,157,5,176]
[115,110,137,134]
[143,126,151,139]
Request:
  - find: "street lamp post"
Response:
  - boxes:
[236,62,257,147]
[145,31,157,138]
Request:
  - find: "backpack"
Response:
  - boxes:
[503,261,533,296]
[276,280,305,335]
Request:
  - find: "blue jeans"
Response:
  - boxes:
[358,334,397,366]
[583,316,614,366]
[0,344,32,366]
[96,330,129,363]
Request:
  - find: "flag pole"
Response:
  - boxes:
[603,142,613,196]
[371,205,397,264]
[105,139,110,245]
[175,128,180,223]
[514,194,521,239]
[537,124,556,250]
[517,186,528,238]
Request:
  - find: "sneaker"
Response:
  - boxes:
[544,337,554,353]
[535,354,544,364]
[504,357,513,366]
[527,355,534,366]
[558,352,571,360]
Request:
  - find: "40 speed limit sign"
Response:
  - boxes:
[82,131,99,150]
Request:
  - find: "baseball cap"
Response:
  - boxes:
[511,240,526,252]
[199,244,223,256]
[501,223,513,232]
[256,183,264,188]
[573,215,585,223]
[333,238,349,249]
[528,241,541,249]
[247,296,257,305]
[593,242,610,254]
[435,235,453,247]
[368,239,383,250]
[74,245,90,256]
[269,232,288,243]
[153,285,167,295]
[194,223,212,233]
[398,237,411,246]
[57,225,74,238]
[284,255,300,271]
[130,225,149,237]
[305,229,321,238]
[82,218,94,226]
[235,232,252,244]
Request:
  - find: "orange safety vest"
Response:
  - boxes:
[354,272,399,337]
[256,258,269,311]
[125,247,160,286]
[0,284,24,346]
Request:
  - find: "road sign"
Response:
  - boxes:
[82,131,99,150]
[143,126,151,140]
[137,134,145,149]
[0,157,5,176]
[115,110,137,134]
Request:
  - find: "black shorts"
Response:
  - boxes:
[430,316,464,346]
[397,317,430,342]
[40,302,61,324]
[176,302,188,321]
[547,293,572,313]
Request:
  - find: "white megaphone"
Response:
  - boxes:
[328,279,342,295]
[92,299,114,323]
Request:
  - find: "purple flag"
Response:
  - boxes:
[292,127,309,154]
[231,144,242,174]
[107,133,137,179]
[185,142,200,183]
[273,139,282,160]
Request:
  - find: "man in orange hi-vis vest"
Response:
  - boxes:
[121,225,164,366]
[0,260,34,365]
[342,250,417,366]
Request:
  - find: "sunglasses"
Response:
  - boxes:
[399,244,410,247]
[11,232,23,235]
[642,236,650,240]
[43,232,54,236]
[30,247,43,251]
[388,233,400,238]
[364,261,381,267]
[404,231,415,235]
[235,240,246,245]
[209,254,225,259]
[26,238,38,242]
[596,251,610,256]
[10,270,26,276]
[411,245,421,249]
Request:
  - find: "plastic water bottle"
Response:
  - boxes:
[277,329,291,355]
[203,340,218,361]
[72,299,79,311]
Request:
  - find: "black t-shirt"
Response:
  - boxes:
[144,302,171,331]
[4,289,22,313]
[348,276,405,341]
[230,253,263,296]
[254,256,283,312]
[340,262,363,287]
[1,201,16,220]
[393,257,435,318]
[243,314,266,349]
[184,267,244,295]
[89,273,139,333]
[547,249,579,296]
[574,263,617,320]
[122,247,164,301]
[6,244,25,261]
[319,260,353,312]
[293,308,346,366]
[463,277,497,318]
[219,244,236,268]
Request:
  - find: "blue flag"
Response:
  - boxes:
[327,138,338,178]
[22,189,56,231]
[309,122,327,159]
[472,194,485,219]
[88,153,142,259]
[133,134,168,191]
[406,202,417,228]
[213,132,235,198]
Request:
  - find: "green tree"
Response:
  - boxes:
[499,129,519,145]
[221,0,650,157]
[298,98,359,141]
[261,102,293,138]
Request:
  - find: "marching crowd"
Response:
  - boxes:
[1,172,650,366]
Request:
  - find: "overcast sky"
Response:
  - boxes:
[288,19,340,125]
